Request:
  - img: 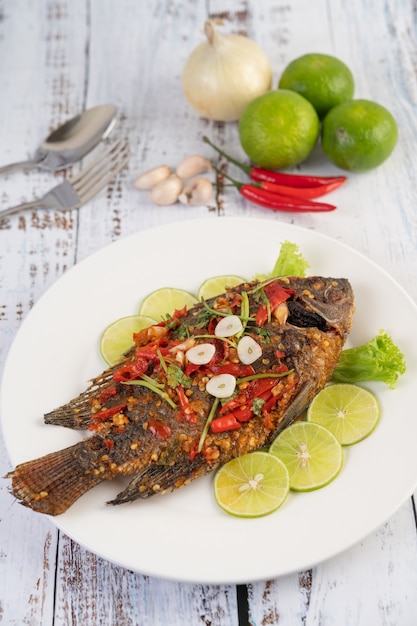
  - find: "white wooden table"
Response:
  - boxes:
[1,1,417,624]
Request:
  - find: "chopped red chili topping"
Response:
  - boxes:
[148,419,172,440]
[113,358,148,382]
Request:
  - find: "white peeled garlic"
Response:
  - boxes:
[179,177,213,206]
[148,174,182,205]
[181,20,273,122]
[214,315,243,337]
[176,154,212,179]
[134,165,171,190]
[206,373,236,398]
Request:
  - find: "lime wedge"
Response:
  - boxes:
[213,451,289,518]
[269,422,343,492]
[100,315,156,365]
[307,383,380,445]
[198,275,245,300]
[138,287,198,320]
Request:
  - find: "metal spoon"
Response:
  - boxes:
[0,104,118,175]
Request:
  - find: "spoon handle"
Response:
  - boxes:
[0,160,40,175]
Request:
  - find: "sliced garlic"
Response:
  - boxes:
[206,373,236,398]
[176,154,212,179]
[179,177,213,206]
[134,165,171,190]
[148,174,182,205]
[237,336,262,365]
[214,315,243,337]
[186,342,216,365]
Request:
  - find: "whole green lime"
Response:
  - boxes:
[278,53,354,119]
[238,89,320,170]
[321,99,398,172]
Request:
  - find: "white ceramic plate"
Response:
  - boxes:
[1,217,416,584]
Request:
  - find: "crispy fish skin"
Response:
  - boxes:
[6,276,354,515]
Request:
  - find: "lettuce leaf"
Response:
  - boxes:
[270,240,310,277]
[332,330,406,389]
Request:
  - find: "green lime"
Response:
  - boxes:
[321,99,398,171]
[238,89,320,170]
[269,421,343,491]
[198,275,246,300]
[278,53,354,119]
[213,451,290,518]
[138,287,198,320]
[100,314,157,365]
[307,383,380,445]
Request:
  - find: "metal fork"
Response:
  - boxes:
[0,141,129,218]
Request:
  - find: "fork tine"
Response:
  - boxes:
[75,146,129,206]
[68,141,121,187]
[74,143,128,197]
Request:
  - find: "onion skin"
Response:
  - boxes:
[181,20,273,122]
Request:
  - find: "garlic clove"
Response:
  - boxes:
[176,154,212,179]
[214,315,243,338]
[237,335,263,365]
[178,177,213,206]
[134,165,171,190]
[148,174,183,205]
[181,20,273,122]
[205,373,236,398]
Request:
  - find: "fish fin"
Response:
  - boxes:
[44,367,118,429]
[269,380,315,440]
[5,441,104,516]
[108,459,208,505]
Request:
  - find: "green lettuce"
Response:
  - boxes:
[270,240,310,277]
[332,330,406,389]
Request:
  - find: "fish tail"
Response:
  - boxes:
[5,441,104,516]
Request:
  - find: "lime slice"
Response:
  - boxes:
[100,314,156,365]
[138,287,198,320]
[213,451,289,518]
[307,383,380,445]
[198,275,245,300]
[269,422,343,492]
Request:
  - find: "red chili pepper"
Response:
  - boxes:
[148,419,172,440]
[203,136,346,189]
[113,358,148,382]
[98,386,117,404]
[238,183,336,212]
[208,363,255,377]
[176,385,198,424]
[104,439,115,449]
[92,403,127,422]
[135,343,170,360]
[255,280,293,326]
[229,405,253,423]
[260,178,344,199]
[210,414,242,433]
[172,306,188,319]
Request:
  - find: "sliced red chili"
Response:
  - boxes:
[113,358,148,382]
[98,386,117,404]
[208,363,255,377]
[92,403,127,422]
[176,385,198,424]
[104,439,115,449]
[229,405,253,423]
[148,419,172,440]
[255,280,293,326]
[210,414,241,433]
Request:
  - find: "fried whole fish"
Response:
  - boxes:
[6,276,354,515]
